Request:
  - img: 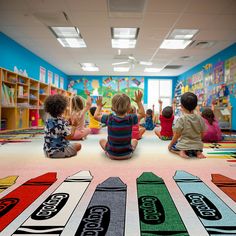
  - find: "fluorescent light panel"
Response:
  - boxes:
[57,38,86,48]
[80,63,95,67]
[160,39,192,49]
[82,66,99,71]
[112,28,139,39]
[51,27,80,38]
[144,68,163,73]
[112,39,136,48]
[113,67,130,72]
[169,29,198,40]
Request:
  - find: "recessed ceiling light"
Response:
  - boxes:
[80,63,95,67]
[57,38,86,48]
[144,68,163,73]
[51,27,81,38]
[82,66,99,72]
[160,39,192,49]
[169,29,198,40]
[139,61,153,66]
[112,39,136,48]
[113,67,130,72]
[112,28,139,39]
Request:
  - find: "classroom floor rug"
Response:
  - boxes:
[0,129,235,236]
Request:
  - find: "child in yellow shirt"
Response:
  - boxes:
[89,106,101,134]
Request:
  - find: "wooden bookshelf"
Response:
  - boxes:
[0,67,72,132]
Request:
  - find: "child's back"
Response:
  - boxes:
[168,92,205,158]
[102,113,137,157]
[201,107,222,142]
[88,106,100,134]
[174,113,205,150]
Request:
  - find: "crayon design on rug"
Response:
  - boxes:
[137,172,189,236]
[204,143,236,149]
[206,150,236,159]
[0,176,18,193]
[211,174,236,202]
[0,172,57,232]
[227,160,236,162]
[75,177,127,236]
[174,171,236,235]
[12,171,92,235]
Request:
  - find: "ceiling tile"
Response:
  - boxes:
[146,0,189,13]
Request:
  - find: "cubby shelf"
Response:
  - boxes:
[0,67,73,132]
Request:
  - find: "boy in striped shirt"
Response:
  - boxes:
[94,90,145,160]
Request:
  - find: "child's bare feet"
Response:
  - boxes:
[179,150,189,159]
[196,151,206,159]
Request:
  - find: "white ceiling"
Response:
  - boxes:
[0,0,236,76]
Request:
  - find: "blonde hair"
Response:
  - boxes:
[71,96,84,112]
[129,105,137,114]
[112,93,131,115]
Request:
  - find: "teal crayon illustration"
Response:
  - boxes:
[174,171,236,235]
[13,171,92,235]
[75,177,127,236]
[137,172,189,236]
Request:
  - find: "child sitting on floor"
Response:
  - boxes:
[88,106,101,134]
[168,92,206,158]
[70,93,91,140]
[43,94,81,158]
[94,90,144,160]
[141,108,156,130]
[155,99,175,140]
[201,105,222,142]
[128,101,145,140]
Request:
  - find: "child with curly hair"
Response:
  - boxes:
[44,94,81,158]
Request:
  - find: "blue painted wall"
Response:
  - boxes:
[68,75,177,104]
[178,43,236,130]
[1,31,235,129]
[0,32,68,89]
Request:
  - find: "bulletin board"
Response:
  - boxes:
[225,56,236,97]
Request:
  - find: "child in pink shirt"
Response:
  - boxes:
[201,107,222,142]
[70,94,91,140]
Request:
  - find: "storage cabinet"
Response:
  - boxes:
[0,67,73,132]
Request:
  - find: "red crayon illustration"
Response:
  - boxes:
[0,172,57,232]
[211,174,236,202]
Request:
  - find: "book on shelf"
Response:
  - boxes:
[1,83,15,106]
[18,85,24,97]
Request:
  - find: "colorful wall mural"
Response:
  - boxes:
[68,76,144,108]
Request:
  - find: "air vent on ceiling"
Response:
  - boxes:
[164,65,182,69]
[108,0,146,17]
[179,56,194,61]
[188,40,216,49]
[33,11,70,26]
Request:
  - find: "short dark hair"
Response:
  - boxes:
[202,108,215,125]
[44,94,68,118]
[90,106,97,116]
[162,106,173,118]
[146,109,153,116]
[181,92,198,111]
